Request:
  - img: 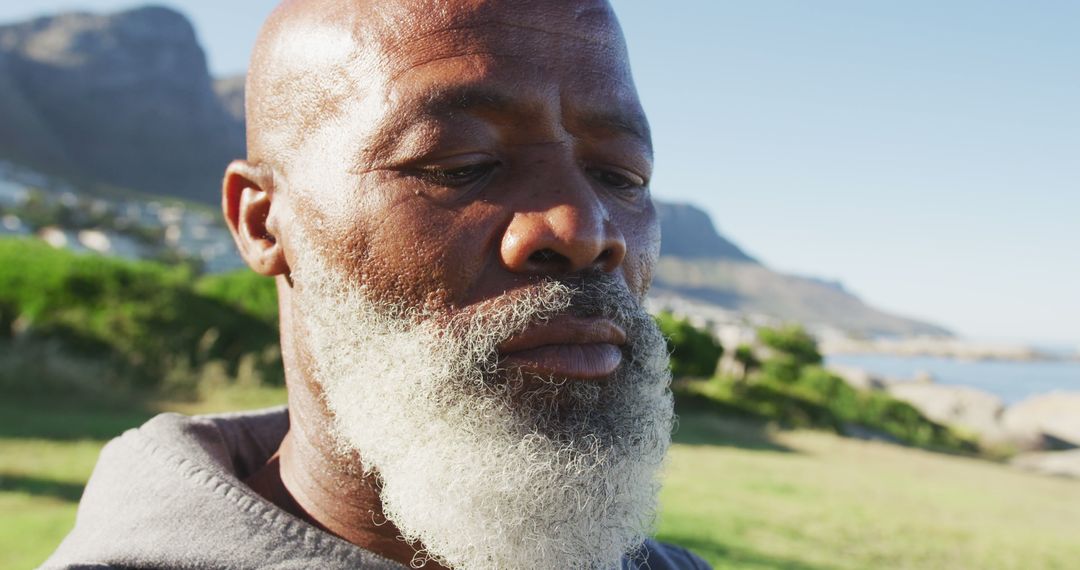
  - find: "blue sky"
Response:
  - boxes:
[5,1,1079,346]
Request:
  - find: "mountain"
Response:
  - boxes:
[0,6,948,338]
[0,6,243,203]
[653,202,950,338]
[655,202,757,262]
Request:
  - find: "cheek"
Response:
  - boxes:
[615,208,661,299]
[335,202,502,313]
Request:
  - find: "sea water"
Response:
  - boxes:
[826,354,1080,405]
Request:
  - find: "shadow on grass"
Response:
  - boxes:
[0,472,85,502]
[664,534,831,570]
[0,398,155,441]
[673,394,796,453]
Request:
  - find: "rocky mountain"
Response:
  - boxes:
[0,6,948,338]
[0,6,243,203]
[654,202,949,337]
[655,202,757,262]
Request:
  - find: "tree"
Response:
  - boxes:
[655,312,723,379]
[733,343,760,381]
[757,324,822,383]
[758,324,821,366]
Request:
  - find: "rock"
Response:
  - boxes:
[0,6,244,203]
[885,382,1007,443]
[1003,392,1080,450]
[1010,449,1080,479]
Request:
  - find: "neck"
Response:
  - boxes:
[245,390,450,569]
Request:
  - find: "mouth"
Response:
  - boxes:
[497,316,627,380]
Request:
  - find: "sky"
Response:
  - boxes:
[4,1,1078,346]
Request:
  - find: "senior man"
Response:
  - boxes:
[46,0,709,568]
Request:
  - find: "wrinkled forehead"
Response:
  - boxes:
[359,0,629,74]
[264,0,629,77]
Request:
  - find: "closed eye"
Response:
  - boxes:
[414,162,499,187]
[586,166,647,195]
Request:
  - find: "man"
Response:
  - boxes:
[46,0,710,568]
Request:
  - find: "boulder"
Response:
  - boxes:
[1003,392,1080,450]
[1010,449,1080,479]
[885,382,1007,443]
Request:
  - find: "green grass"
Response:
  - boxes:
[3,393,1080,569]
[657,413,1080,569]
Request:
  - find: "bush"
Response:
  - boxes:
[656,312,723,378]
[195,270,279,324]
[758,324,822,368]
[0,238,283,396]
[674,323,977,454]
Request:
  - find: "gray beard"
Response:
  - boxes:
[292,247,674,570]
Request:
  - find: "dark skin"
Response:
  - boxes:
[222,0,659,567]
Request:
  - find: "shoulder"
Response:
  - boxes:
[626,539,713,570]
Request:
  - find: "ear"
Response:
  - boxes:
[222,160,288,276]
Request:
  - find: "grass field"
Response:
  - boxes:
[3,389,1079,569]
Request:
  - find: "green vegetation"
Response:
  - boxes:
[661,317,976,453]
[657,413,1080,570]
[195,269,279,322]
[0,238,281,398]
[655,311,723,378]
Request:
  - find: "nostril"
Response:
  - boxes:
[597,248,612,263]
[529,248,567,265]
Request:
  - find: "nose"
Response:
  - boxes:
[500,190,627,275]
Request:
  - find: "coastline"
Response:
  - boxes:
[821,335,1079,363]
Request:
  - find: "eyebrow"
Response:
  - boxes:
[577,109,652,147]
[421,86,652,145]
[420,85,518,118]
[360,85,652,166]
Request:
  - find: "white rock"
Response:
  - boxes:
[1011,449,1080,479]
[886,382,1007,443]
[1003,392,1080,449]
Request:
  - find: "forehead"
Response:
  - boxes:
[340,1,645,154]
[364,0,626,72]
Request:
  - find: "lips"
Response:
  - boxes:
[497,316,626,379]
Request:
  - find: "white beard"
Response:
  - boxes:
[292,244,674,570]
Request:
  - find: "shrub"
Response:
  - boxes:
[655,312,723,378]
[0,238,283,395]
[195,270,279,324]
[758,324,822,368]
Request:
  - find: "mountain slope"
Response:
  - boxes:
[655,202,757,262]
[0,6,243,203]
[653,202,948,337]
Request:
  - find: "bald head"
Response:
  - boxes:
[244,0,634,181]
[245,0,365,172]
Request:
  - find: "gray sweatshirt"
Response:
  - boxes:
[43,407,711,569]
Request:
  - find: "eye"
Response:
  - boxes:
[414,162,499,188]
[587,166,647,196]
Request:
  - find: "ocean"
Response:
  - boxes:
[826,354,1080,405]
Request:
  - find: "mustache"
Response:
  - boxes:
[457,272,646,337]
